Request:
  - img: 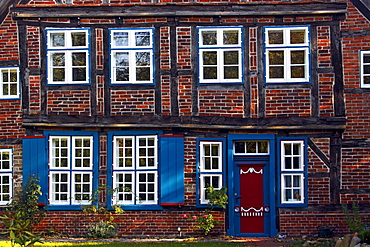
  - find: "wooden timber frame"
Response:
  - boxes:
[11,2,348,212]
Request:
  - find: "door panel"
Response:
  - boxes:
[237,163,265,233]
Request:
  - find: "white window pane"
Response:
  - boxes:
[110,29,153,84]
[200,142,222,172]
[282,174,303,203]
[50,172,69,204]
[136,172,157,204]
[136,136,157,169]
[50,137,69,168]
[72,172,92,204]
[114,137,134,169]
[0,174,12,204]
[113,172,134,205]
[73,137,92,169]
[200,174,222,204]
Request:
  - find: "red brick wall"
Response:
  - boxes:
[265,89,311,117]
[198,90,244,117]
[111,90,155,115]
[47,90,91,115]
[29,211,225,237]
[343,94,370,139]
[0,16,19,61]
[279,211,368,238]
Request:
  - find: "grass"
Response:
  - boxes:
[0,241,245,247]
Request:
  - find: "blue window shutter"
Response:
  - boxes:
[160,135,184,205]
[22,136,48,204]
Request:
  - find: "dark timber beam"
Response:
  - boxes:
[329,132,342,205]
[11,3,347,18]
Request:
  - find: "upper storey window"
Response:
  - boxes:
[110,28,154,85]
[46,29,90,85]
[360,51,370,88]
[0,67,19,99]
[198,27,243,84]
[264,26,310,84]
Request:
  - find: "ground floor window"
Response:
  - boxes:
[0,149,12,205]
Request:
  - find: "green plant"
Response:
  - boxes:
[358,228,370,244]
[86,220,118,239]
[183,186,228,235]
[0,175,44,247]
[82,185,124,239]
[342,202,366,233]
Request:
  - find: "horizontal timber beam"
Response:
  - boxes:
[11,3,347,18]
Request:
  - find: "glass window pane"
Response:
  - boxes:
[284,143,291,155]
[10,70,17,82]
[364,54,370,63]
[234,141,245,153]
[268,30,283,44]
[116,68,129,81]
[115,52,129,66]
[285,157,292,169]
[269,51,284,65]
[2,70,8,82]
[203,51,217,65]
[51,33,65,47]
[71,32,86,46]
[224,51,239,65]
[135,32,150,46]
[223,30,239,45]
[72,52,86,66]
[224,66,239,79]
[114,32,128,46]
[211,158,219,169]
[204,67,217,80]
[291,66,305,78]
[364,76,370,85]
[202,31,217,45]
[269,67,284,79]
[246,141,257,153]
[290,30,306,44]
[136,52,150,66]
[136,68,150,81]
[72,68,86,81]
[259,141,269,153]
[364,65,370,74]
[291,50,305,64]
[293,143,300,155]
[52,53,65,66]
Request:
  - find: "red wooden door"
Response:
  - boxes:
[238,163,265,233]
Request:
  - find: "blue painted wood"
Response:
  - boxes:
[22,136,48,204]
[160,135,184,205]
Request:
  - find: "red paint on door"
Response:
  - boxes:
[238,163,265,233]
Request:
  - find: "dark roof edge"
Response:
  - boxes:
[350,0,370,21]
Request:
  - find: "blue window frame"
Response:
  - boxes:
[278,137,308,207]
[46,28,90,85]
[109,28,154,85]
[264,26,310,84]
[23,131,98,210]
[107,131,184,210]
[0,148,12,205]
[0,67,20,99]
[196,138,226,207]
[197,27,243,84]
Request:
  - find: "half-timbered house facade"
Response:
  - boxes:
[0,0,370,238]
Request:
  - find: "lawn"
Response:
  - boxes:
[0,241,245,247]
